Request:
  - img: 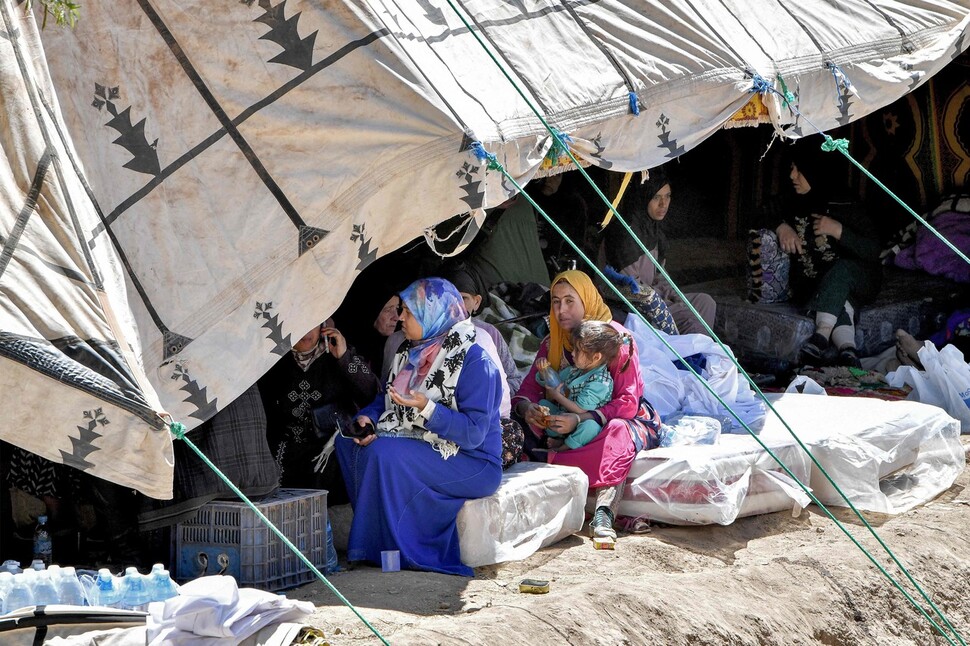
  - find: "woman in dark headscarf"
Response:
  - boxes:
[601,166,716,335]
[333,265,410,373]
[766,140,882,367]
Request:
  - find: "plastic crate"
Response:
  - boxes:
[175,488,328,592]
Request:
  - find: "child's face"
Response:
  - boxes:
[573,348,603,370]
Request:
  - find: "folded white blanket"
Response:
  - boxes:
[146,576,313,646]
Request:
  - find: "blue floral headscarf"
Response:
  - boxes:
[394,278,468,390]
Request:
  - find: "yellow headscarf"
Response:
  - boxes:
[548,270,613,370]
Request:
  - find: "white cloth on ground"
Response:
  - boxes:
[145,576,313,646]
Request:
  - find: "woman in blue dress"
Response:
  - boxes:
[335,277,503,576]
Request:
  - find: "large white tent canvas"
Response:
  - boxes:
[1,0,968,499]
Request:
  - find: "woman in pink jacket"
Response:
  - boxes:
[513,270,661,541]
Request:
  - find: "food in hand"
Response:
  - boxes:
[538,405,551,428]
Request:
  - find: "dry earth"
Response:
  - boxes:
[292,439,970,646]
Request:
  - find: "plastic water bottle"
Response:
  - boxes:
[0,571,13,610]
[325,518,340,574]
[32,516,53,567]
[95,569,123,608]
[121,567,151,611]
[31,570,59,606]
[539,365,561,388]
[148,565,178,602]
[4,573,35,614]
[77,572,99,606]
[2,560,22,575]
[57,567,86,606]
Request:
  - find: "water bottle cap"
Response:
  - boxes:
[98,568,112,580]
[0,571,12,581]
[125,566,140,576]
[31,559,45,570]
[62,566,76,576]
[151,563,165,573]
[38,515,47,524]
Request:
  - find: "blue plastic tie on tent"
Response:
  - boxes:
[628,91,640,116]
[469,141,500,170]
[749,73,773,95]
[825,61,852,102]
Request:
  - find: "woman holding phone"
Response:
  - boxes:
[335,278,504,576]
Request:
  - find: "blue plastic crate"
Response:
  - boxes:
[175,488,327,592]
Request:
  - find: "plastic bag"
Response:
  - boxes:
[325,518,340,574]
[785,375,826,395]
[888,342,970,432]
[658,414,721,447]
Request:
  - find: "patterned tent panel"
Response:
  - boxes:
[1,0,968,498]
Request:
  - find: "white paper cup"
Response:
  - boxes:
[380,550,400,572]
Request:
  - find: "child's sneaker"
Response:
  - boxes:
[589,506,616,540]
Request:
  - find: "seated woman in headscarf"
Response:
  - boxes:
[601,167,716,336]
[765,141,881,367]
[335,278,504,576]
[512,270,661,541]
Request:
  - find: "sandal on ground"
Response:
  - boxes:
[800,333,828,365]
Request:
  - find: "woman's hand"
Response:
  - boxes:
[518,401,545,428]
[319,325,348,359]
[536,357,550,373]
[546,413,580,435]
[388,386,429,411]
[812,214,843,240]
[776,222,803,255]
[353,415,377,446]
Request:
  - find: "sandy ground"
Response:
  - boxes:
[291,439,970,646]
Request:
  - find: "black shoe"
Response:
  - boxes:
[800,333,828,365]
[837,347,862,369]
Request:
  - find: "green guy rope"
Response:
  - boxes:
[167,421,391,646]
[445,2,966,638]
[821,135,970,267]
[471,145,961,645]
[758,72,969,270]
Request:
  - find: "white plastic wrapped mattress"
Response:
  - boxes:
[458,462,587,568]
[599,394,964,526]
[758,393,965,515]
[602,435,812,526]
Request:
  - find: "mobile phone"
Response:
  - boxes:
[342,420,375,440]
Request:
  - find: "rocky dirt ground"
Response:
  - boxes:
[292,439,970,646]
